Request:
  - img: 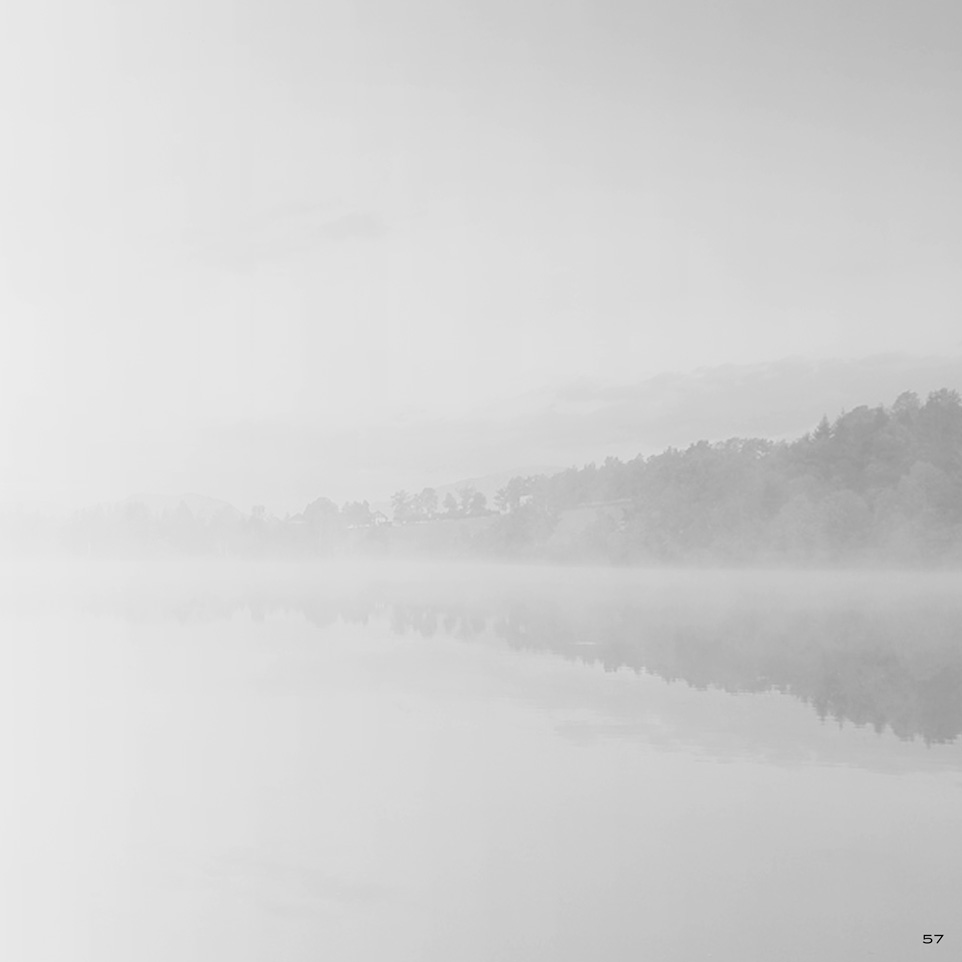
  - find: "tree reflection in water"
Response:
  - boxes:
[69,570,962,746]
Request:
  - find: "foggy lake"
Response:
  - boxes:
[1,560,960,962]
[8,0,962,958]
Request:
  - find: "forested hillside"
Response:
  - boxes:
[6,388,961,566]
[479,389,962,564]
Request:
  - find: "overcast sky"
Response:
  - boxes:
[2,0,962,511]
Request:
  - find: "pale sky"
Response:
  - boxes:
[2,0,962,510]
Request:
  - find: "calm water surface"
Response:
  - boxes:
[1,560,960,961]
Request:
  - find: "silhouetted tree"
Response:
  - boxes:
[391,490,414,523]
[341,500,374,527]
[414,487,438,520]
[457,486,478,516]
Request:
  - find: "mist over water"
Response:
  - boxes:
[6,0,962,956]
[2,559,960,961]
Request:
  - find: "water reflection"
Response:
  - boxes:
[2,562,961,962]
[19,561,961,746]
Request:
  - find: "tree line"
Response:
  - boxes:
[472,388,962,564]
[63,574,962,745]
[390,486,490,523]
[6,388,962,565]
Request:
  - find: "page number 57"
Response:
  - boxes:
[923,935,944,943]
